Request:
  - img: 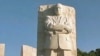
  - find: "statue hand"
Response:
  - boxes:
[64,26,72,33]
[53,25,64,31]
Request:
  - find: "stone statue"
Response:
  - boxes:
[0,44,5,56]
[37,3,77,56]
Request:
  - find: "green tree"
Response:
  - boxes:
[77,48,83,56]
[96,48,100,56]
[82,52,88,56]
[88,50,96,56]
[77,48,88,56]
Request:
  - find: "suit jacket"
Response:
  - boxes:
[44,16,72,50]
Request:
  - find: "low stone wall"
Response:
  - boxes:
[21,45,36,56]
[0,44,5,56]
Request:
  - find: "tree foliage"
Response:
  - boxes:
[77,48,100,56]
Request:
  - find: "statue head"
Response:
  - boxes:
[54,3,64,16]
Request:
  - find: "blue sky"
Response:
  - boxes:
[0,0,100,56]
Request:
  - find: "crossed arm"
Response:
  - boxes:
[45,16,72,34]
[45,24,72,34]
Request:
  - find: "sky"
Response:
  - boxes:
[0,0,100,56]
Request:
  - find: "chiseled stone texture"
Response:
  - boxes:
[0,44,5,56]
[21,45,36,56]
[37,3,77,56]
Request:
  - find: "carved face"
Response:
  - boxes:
[55,4,63,15]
